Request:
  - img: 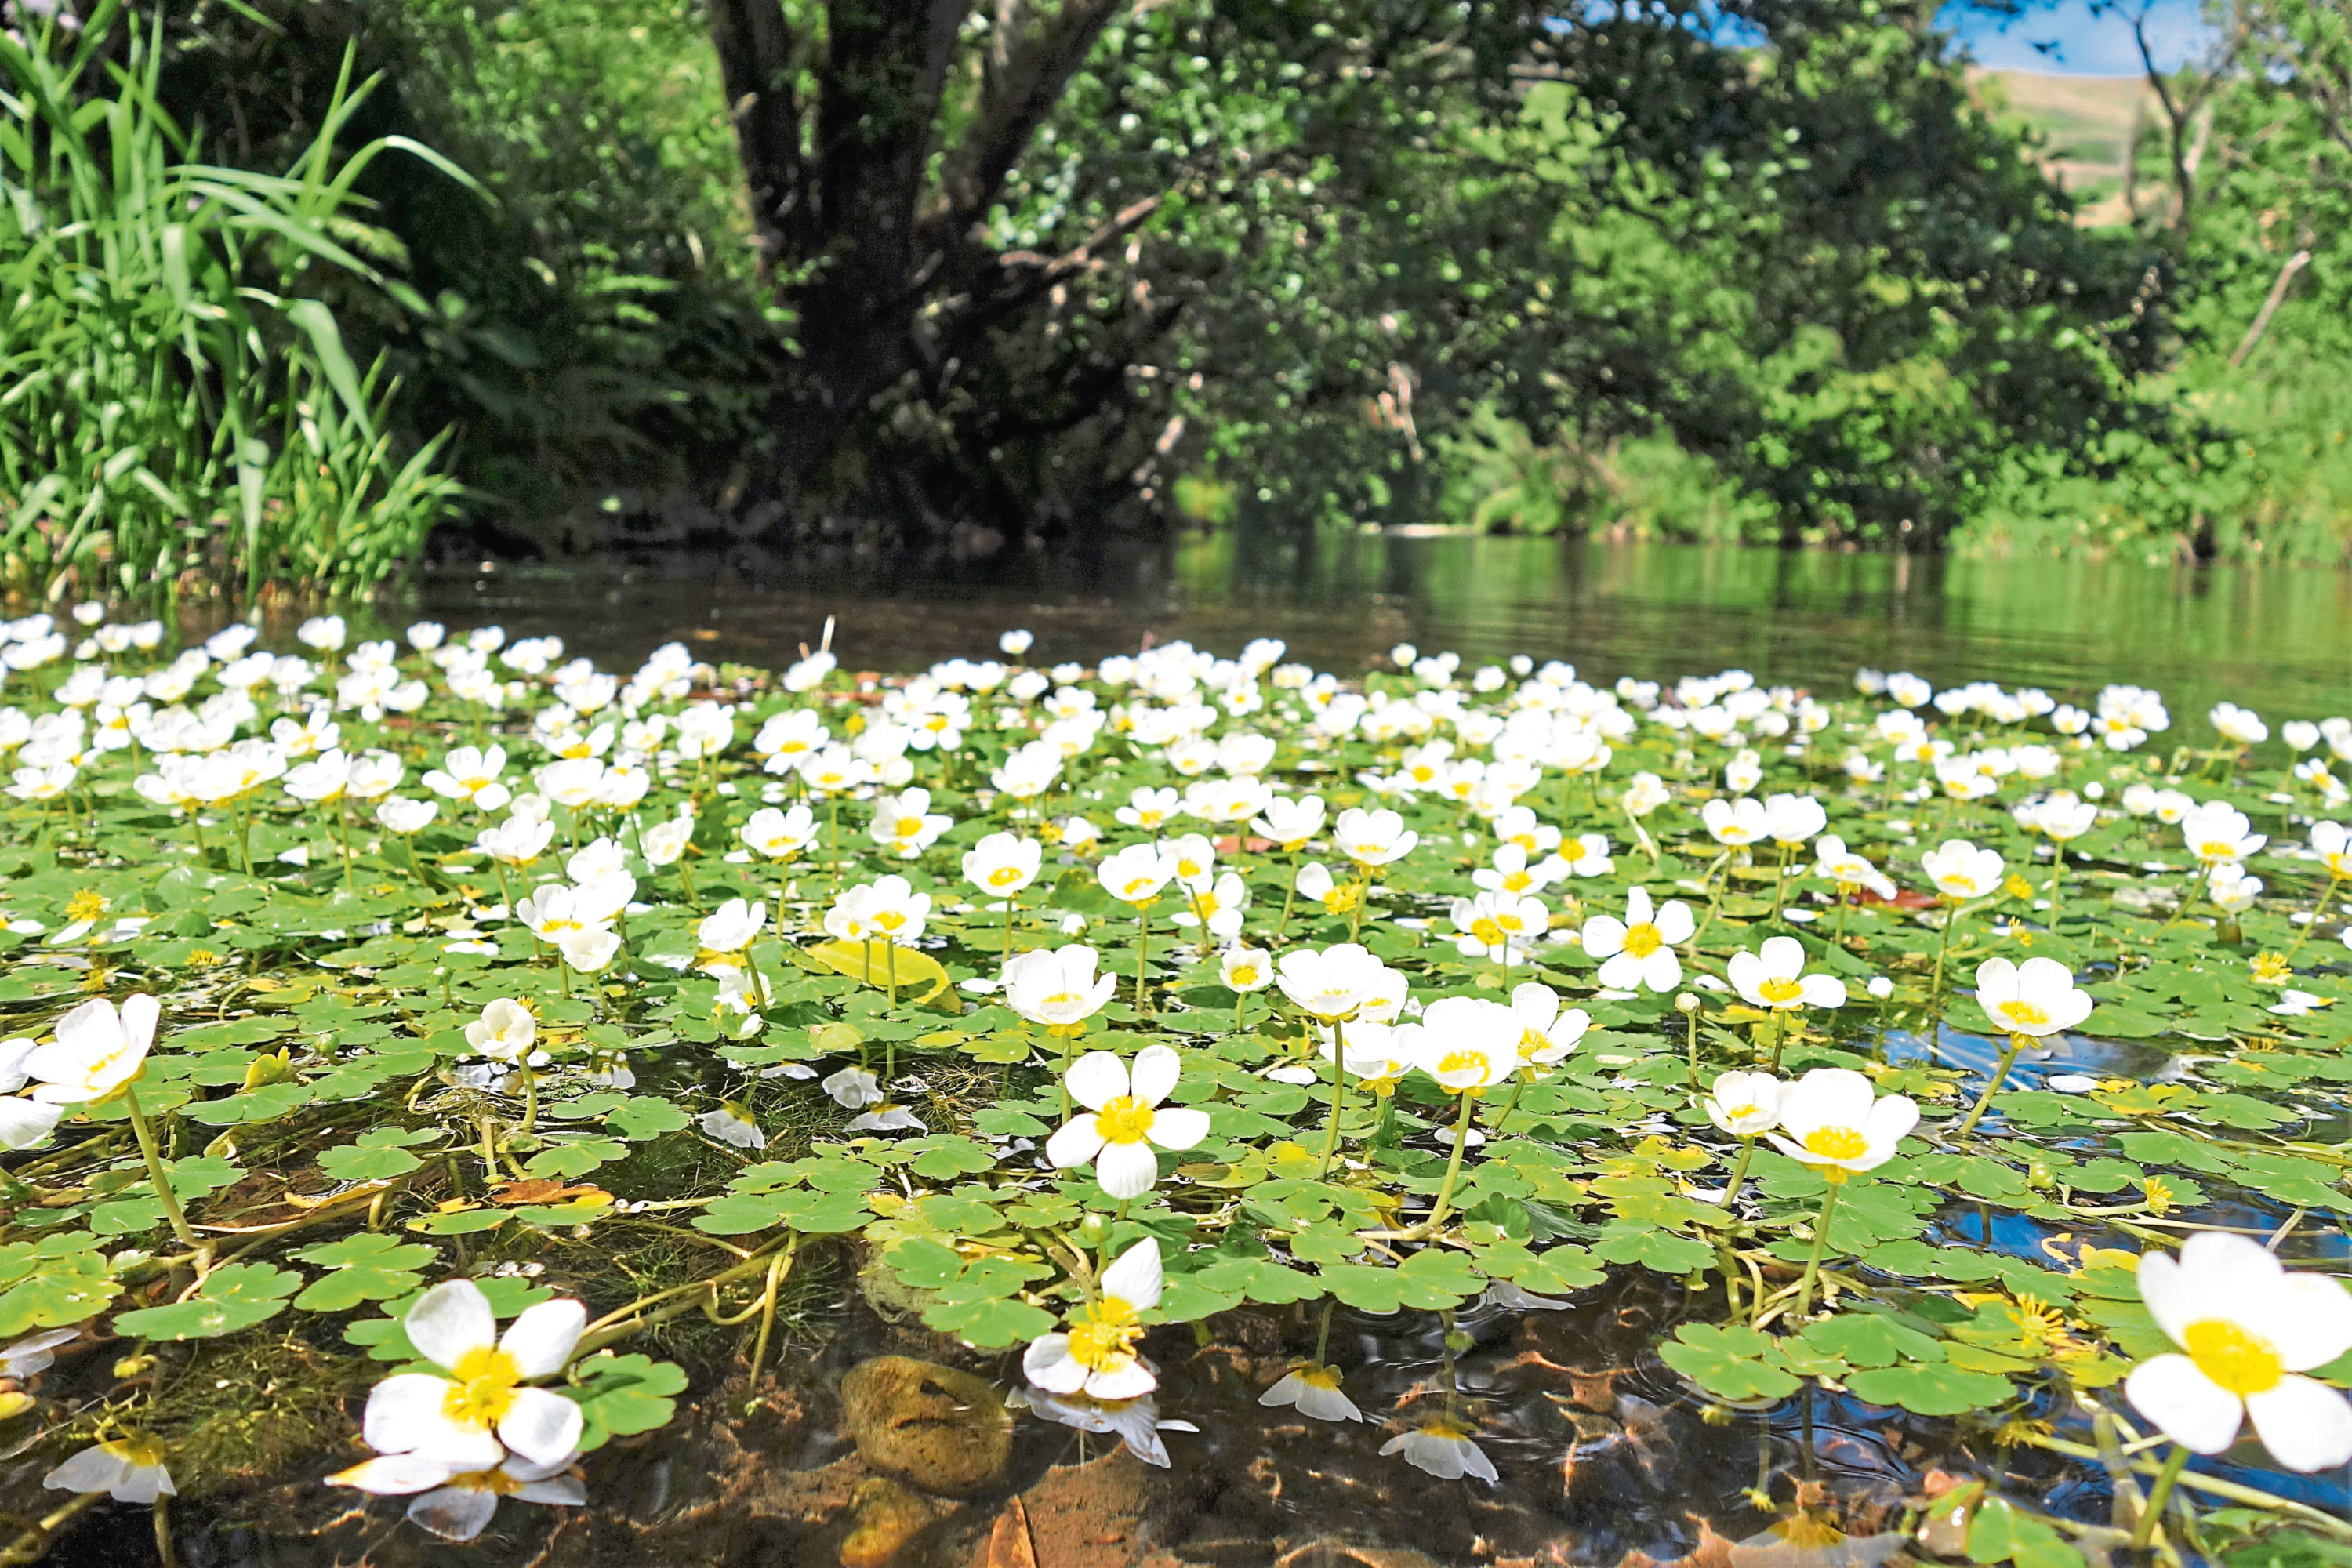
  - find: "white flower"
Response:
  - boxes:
[1447,891,1546,960]
[1252,794,1326,850]
[1016,1387,1186,1467]
[378,797,439,835]
[25,994,157,1104]
[423,746,508,806]
[2180,801,2267,865]
[477,815,555,867]
[297,614,347,652]
[1554,832,1613,877]
[359,1280,586,1468]
[1727,936,1846,1011]
[822,1066,883,1109]
[1621,772,1669,816]
[739,804,818,861]
[1763,793,1827,847]
[1405,996,1522,1091]
[1701,797,1767,848]
[1705,1070,1784,1136]
[1002,945,1117,1029]
[1973,956,2093,1037]
[2125,1232,2352,1471]
[328,1449,584,1542]
[1000,629,1035,656]
[1580,887,1694,993]
[1259,1365,1362,1422]
[1096,843,1176,905]
[1276,942,1390,1022]
[1116,787,1181,832]
[0,1327,77,1378]
[1922,839,2004,900]
[869,788,952,858]
[2312,822,2352,880]
[843,1104,927,1134]
[463,1000,536,1064]
[1332,806,1418,867]
[1813,836,1895,898]
[963,833,1042,897]
[1221,945,1273,993]
[699,1105,767,1150]
[641,813,695,867]
[1506,982,1590,1065]
[1380,1419,1497,1483]
[557,927,621,974]
[43,1436,175,1502]
[697,898,767,954]
[1044,1047,1210,1198]
[1765,1068,1918,1175]
[1022,1239,1163,1399]
[2210,702,2269,746]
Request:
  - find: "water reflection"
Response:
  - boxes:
[416,535,2352,730]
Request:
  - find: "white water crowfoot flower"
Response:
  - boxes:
[1381,1418,1498,1483]
[1276,942,1393,1022]
[463,999,539,1065]
[1766,1068,1919,1320]
[1922,838,2004,901]
[1023,1239,1163,1399]
[361,1279,587,1468]
[1002,945,1116,1033]
[44,1434,175,1501]
[822,1065,883,1109]
[27,993,157,1103]
[1704,1070,1784,1137]
[1958,956,2096,1138]
[329,1450,585,1542]
[1727,936,1846,1012]
[1767,1068,1918,1177]
[1506,982,1590,1066]
[1045,1046,1210,1198]
[0,1036,62,1150]
[1580,887,1694,993]
[2125,1232,2352,1472]
[1259,1364,1363,1422]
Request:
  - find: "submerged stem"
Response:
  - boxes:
[1789,1178,1842,1320]
[122,1082,198,1254]
[1956,1032,2029,1138]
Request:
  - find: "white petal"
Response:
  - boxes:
[409,1485,501,1541]
[1130,1044,1181,1107]
[0,1098,61,1150]
[513,1475,588,1506]
[1065,1051,1129,1112]
[42,1445,130,1494]
[2245,1375,2352,1472]
[1101,1239,1163,1311]
[405,1280,496,1370]
[2125,1354,2244,1454]
[499,1299,586,1379]
[1022,1336,1087,1393]
[2264,1276,2352,1372]
[1094,1139,1160,1200]
[1045,1115,1105,1170]
[1147,1106,1211,1152]
[497,1386,584,1467]
[364,1374,506,1471]
[328,1453,459,1496]
[1084,1360,1159,1401]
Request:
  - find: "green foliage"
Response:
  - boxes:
[0,7,463,601]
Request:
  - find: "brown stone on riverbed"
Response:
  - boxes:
[968,1451,1155,1568]
[841,1356,1014,1497]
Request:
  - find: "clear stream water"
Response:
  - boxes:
[416,535,2352,736]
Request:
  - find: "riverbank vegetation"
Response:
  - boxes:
[6,0,2351,601]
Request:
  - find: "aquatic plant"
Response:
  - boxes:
[0,612,2344,1562]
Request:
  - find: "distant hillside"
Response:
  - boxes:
[1972,69,2151,225]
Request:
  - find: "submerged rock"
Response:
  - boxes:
[841,1475,949,1568]
[841,1356,1013,1497]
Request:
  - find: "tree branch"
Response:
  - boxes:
[920,0,1123,249]
[705,0,805,265]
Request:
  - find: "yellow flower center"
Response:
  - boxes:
[873,910,906,932]
[1299,1365,1343,1390]
[1231,965,1261,987]
[1438,1050,1490,1083]
[1096,1095,1156,1144]
[1623,923,1663,958]
[2183,1319,2283,1396]
[65,890,106,921]
[1469,918,1504,945]
[441,1345,523,1432]
[1758,977,1804,1004]
[894,817,924,838]
[1802,1126,1869,1161]
[987,867,1023,887]
[1996,1000,2049,1029]
[1065,1299,1142,1370]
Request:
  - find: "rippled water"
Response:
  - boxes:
[413,535,2352,734]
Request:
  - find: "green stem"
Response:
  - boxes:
[1719,1136,1757,1208]
[2132,1443,2192,1550]
[1233,990,1247,1035]
[1423,1091,1479,1236]
[1790,1179,1842,1320]
[1134,903,1151,1014]
[1956,1032,2028,1138]
[518,1065,539,1135]
[1311,1296,1335,1366]
[1486,1073,1529,1138]
[1932,898,1965,993]
[1317,1019,1348,1178]
[123,1082,198,1252]
[2285,875,2338,964]
[1003,895,1017,963]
